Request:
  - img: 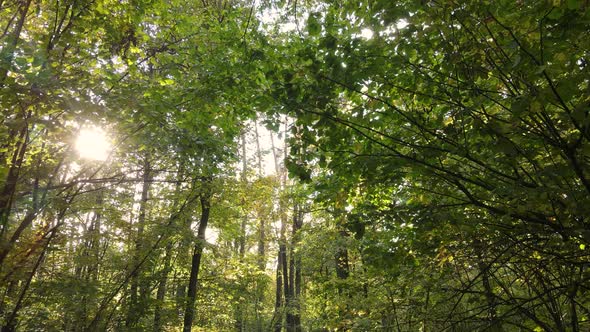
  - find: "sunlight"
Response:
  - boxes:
[396,19,409,29]
[75,127,111,161]
[360,28,373,39]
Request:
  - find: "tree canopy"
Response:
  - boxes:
[0,0,589,331]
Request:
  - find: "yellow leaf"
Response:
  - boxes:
[159,78,175,86]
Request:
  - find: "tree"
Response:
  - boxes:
[2,0,588,330]
[0,0,268,329]
[265,0,590,330]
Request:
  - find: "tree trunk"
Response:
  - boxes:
[0,119,30,249]
[239,131,247,258]
[273,252,283,332]
[271,122,289,332]
[0,0,32,87]
[235,132,248,331]
[254,119,266,270]
[0,281,18,331]
[474,239,501,331]
[2,228,56,332]
[286,203,302,332]
[126,157,152,328]
[271,129,284,331]
[335,230,350,282]
[254,118,263,177]
[153,165,184,332]
[74,194,103,331]
[182,190,211,332]
[293,221,302,331]
[153,242,173,332]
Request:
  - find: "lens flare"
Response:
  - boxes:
[75,127,110,161]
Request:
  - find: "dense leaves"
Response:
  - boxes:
[1,0,589,331]
[270,1,590,330]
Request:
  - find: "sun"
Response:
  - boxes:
[75,127,111,161]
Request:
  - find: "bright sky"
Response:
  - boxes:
[360,28,373,39]
[242,119,285,177]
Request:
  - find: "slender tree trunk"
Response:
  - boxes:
[182,190,211,332]
[0,131,69,273]
[254,119,263,177]
[0,281,18,331]
[474,239,500,331]
[278,185,289,331]
[127,157,152,328]
[0,119,30,248]
[0,0,32,87]
[2,228,57,332]
[335,230,350,282]
[273,253,283,332]
[272,250,283,332]
[286,203,302,332]
[153,242,173,332]
[74,194,103,331]
[235,132,248,332]
[335,229,350,330]
[253,119,268,330]
[334,228,350,332]
[293,208,302,331]
[154,164,185,332]
[271,130,284,332]
[569,265,581,332]
[271,121,290,332]
[239,132,248,258]
[286,244,295,330]
[0,212,36,271]
[254,119,266,270]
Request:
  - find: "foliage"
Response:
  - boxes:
[1,0,589,331]
[267,0,590,330]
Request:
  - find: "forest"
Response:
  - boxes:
[0,0,589,331]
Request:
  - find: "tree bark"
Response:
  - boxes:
[271,121,289,332]
[286,203,302,332]
[74,194,103,331]
[182,189,211,332]
[153,242,172,332]
[273,252,284,332]
[153,165,185,332]
[239,132,247,258]
[335,231,350,282]
[235,132,248,331]
[126,157,152,328]
[254,119,263,177]
[0,119,30,247]
[293,221,302,331]
[254,119,266,271]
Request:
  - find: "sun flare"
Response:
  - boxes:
[75,127,111,161]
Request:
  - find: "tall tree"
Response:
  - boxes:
[182,181,212,332]
[266,0,590,330]
[126,155,152,328]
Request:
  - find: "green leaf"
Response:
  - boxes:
[511,96,529,116]
[159,78,175,86]
[572,104,587,123]
[567,0,582,9]
[512,54,522,68]
[307,13,321,36]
